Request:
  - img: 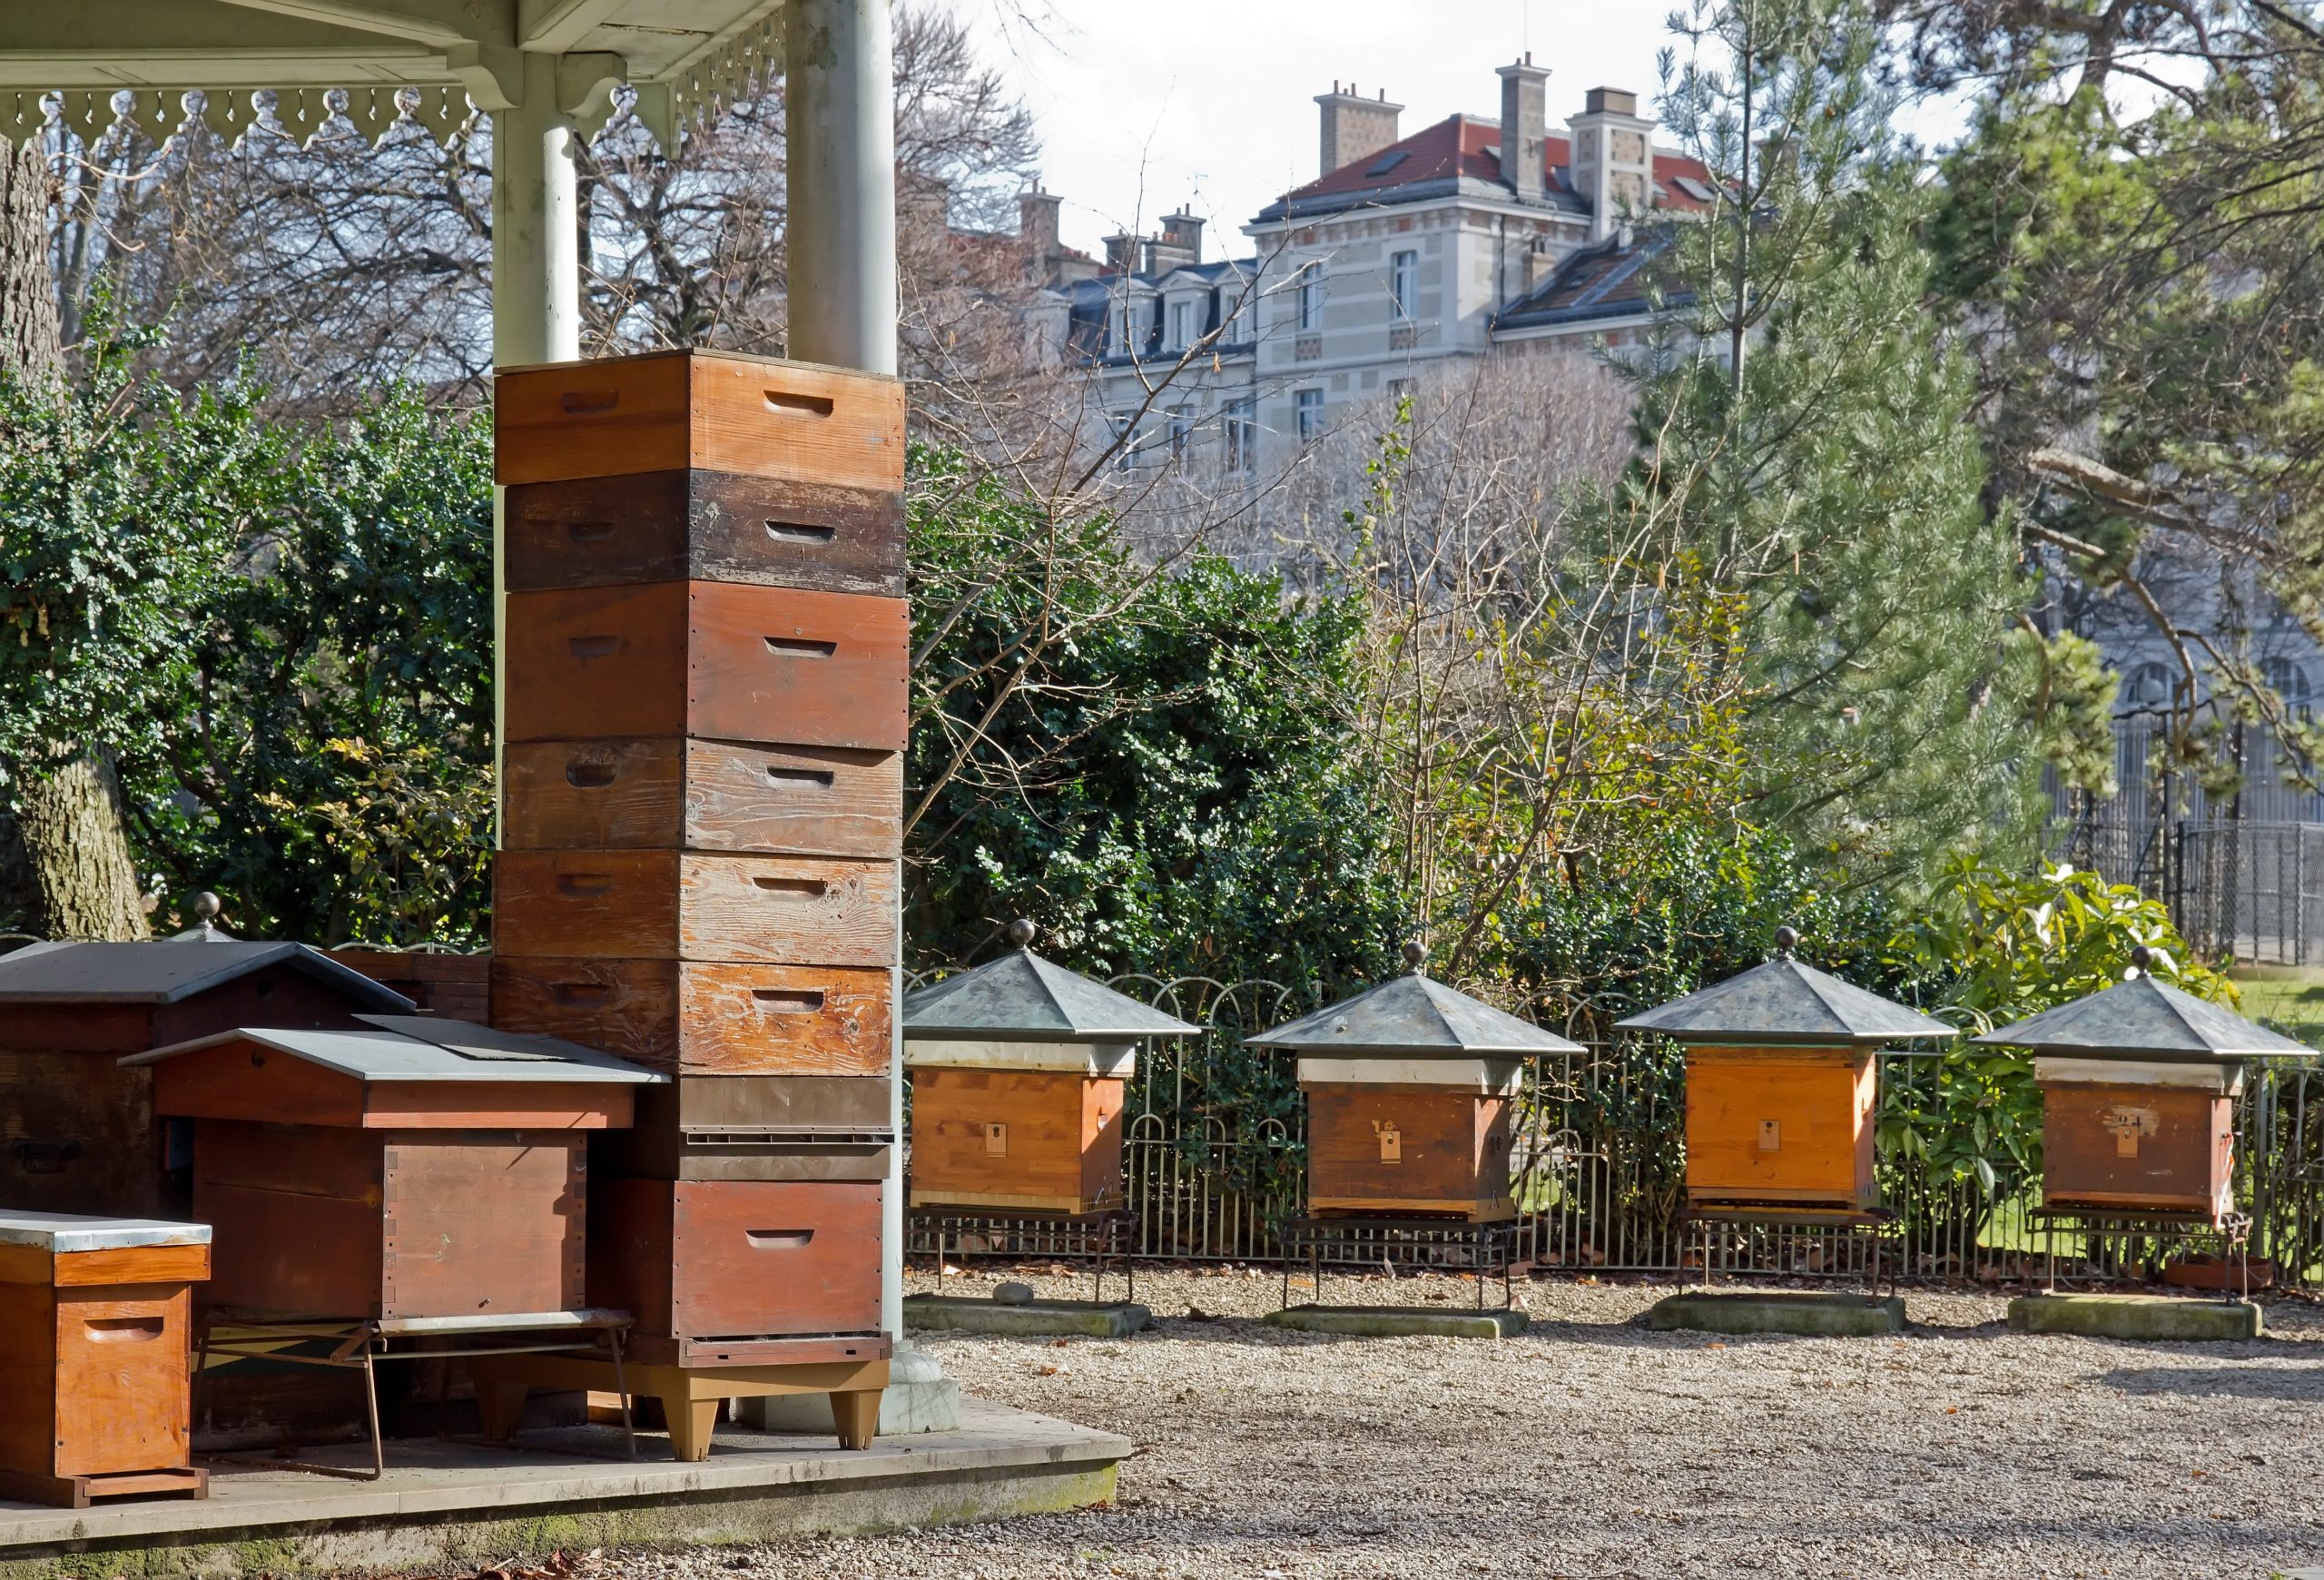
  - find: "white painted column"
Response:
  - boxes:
[787,0,904,1340]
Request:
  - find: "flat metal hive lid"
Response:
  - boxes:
[1974,974,2317,1062]
[0,1210,212,1252]
[1616,957,1953,1046]
[123,1017,666,1083]
[904,948,1200,1042]
[1246,972,1583,1056]
[0,938,412,1011]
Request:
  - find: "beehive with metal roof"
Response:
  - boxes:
[1246,943,1582,1222]
[1974,947,2317,1220]
[901,920,1199,1215]
[1616,927,1954,1213]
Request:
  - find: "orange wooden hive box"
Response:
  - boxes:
[125,1015,661,1323]
[0,927,412,1219]
[0,1211,212,1508]
[1973,948,2318,1221]
[902,922,1198,1215]
[1618,928,1954,1215]
[1247,944,1583,1223]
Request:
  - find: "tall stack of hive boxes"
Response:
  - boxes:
[490,349,904,1371]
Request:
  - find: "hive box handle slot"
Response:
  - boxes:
[566,520,618,542]
[763,390,835,417]
[753,989,826,1012]
[551,983,611,1007]
[764,637,838,658]
[745,1230,814,1249]
[556,874,615,897]
[766,766,836,790]
[766,520,836,543]
[567,635,620,658]
[565,760,619,788]
[83,1318,165,1343]
[752,876,829,897]
[560,390,620,414]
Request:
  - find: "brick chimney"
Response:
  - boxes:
[1159,210,1205,266]
[1567,85,1656,242]
[1019,183,1065,281]
[1102,232,1142,274]
[1315,82,1403,177]
[1497,54,1550,204]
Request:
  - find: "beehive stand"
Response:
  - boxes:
[491,350,907,1447]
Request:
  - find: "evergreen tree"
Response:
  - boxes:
[1634,0,2041,884]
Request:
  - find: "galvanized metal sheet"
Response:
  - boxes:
[1244,972,1584,1055]
[1615,958,1954,1045]
[1973,974,2317,1062]
[0,938,412,1011]
[903,949,1200,1042]
[123,1021,665,1083]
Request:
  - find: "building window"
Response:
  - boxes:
[1169,298,1194,351]
[1225,399,1256,472]
[1298,264,1324,331]
[1109,412,1137,469]
[1295,389,1324,446]
[1391,250,1418,319]
[1169,406,1194,459]
[1385,377,1413,410]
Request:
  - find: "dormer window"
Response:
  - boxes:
[1170,298,1195,351]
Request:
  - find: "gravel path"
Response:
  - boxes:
[596,1268,2324,1579]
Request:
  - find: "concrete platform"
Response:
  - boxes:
[2007,1292,2264,1341]
[1645,1291,1906,1337]
[904,1293,1151,1338]
[0,1397,1126,1580]
[1261,1303,1530,1338]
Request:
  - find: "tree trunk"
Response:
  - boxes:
[0,136,147,940]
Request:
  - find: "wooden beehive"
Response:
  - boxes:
[0,941,412,1218]
[128,1017,657,1322]
[491,849,896,966]
[491,958,891,1075]
[1974,956,2318,1225]
[1680,1046,1877,1210]
[902,931,1199,1217]
[1618,934,1953,1216]
[0,1212,211,1507]
[500,738,901,859]
[1298,1061,1519,1220]
[1248,950,1583,1223]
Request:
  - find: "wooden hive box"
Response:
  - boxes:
[491,957,891,1076]
[1297,1058,1519,1221]
[492,849,898,968]
[2035,1059,2237,1219]
[0,1212,212,1507]
[127,1016,657,1323]
[494,350,906,492]
[0,941,413,1219]
[501,580,907,751]
[587,1177,885,1365]
[501,737,901,860]
[1680,1046,1877,1211]
[906,1057,1133,1215]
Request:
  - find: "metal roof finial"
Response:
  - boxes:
[2129,943,2153,977]
[1773,924,1798,960]
[1403,939,1426,974]
[1008,917,1038,951]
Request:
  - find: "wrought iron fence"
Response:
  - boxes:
[907,969,2324,1287]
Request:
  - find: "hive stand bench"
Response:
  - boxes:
[466,1348,891,1459]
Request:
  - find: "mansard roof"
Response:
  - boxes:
[1257,114,1717,224]
[1495,228,1688,331]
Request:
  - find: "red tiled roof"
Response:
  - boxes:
[1277,114,1716,213]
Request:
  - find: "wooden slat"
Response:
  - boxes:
[493,850,899,966]
[150,1042,366,1129]
[192,1119,381,1200]
[588,1178,883,1339]
[503,469,905,597]
[494,957,896,1075]
[359,1084,633,1131]
[634,1074,891,1132]
[192,1180,382,1320]
[53,1245,209,1288]
[501,737,901,858]
[0,1282,57,1476]
[494,351,905,492]
[52,1286,192,1477]
[0,1050,167,1218]
[380,1133,585,1319]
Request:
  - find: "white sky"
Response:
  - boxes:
[950,1,1689,259]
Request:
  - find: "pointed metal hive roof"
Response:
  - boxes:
[1615,938,1954,1047]
[903,928,1200,1043]
[1245,966,1584,1057]
[1972,969,2317,1062]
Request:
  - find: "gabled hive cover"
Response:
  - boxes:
[1972,953,2316,1062]
[0,938,412,1012]
[904,921,1200,1042]
[1615,928,1952,1046]
[1245,944,1584,1057]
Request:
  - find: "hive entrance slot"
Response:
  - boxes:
[556,874,614,897]
[551,983,611,1007]
[763,390,836,417]
[566,521,617,542]
[565,760,618,788]
[764,637,838,658]
[766,520,836,543]
[753,989,826,1012]
[567,636,620,658]
[752,876,829,897]
[83,1318,164,1343]
[767,766,836,789]
[745,1230,814,1249]
[560,390,619,414]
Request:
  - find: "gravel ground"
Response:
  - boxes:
[591,1267,2324,1580]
